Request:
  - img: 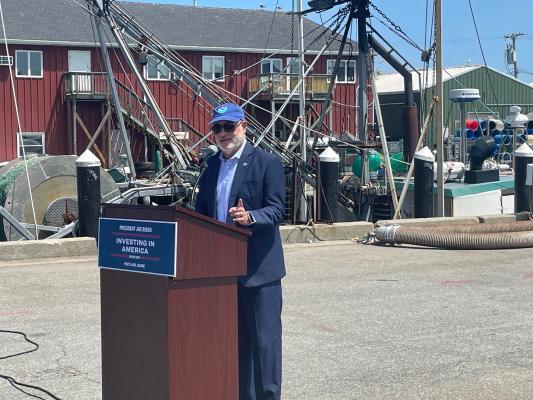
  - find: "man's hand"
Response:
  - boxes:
[229,198,250,225]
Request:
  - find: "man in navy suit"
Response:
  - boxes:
[195,103,286,400]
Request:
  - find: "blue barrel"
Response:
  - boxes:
[498,133,511,145]
[466,129,476,139]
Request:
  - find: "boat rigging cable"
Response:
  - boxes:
[106,0,352,153]
[231,9,342,79]
[74,0,375,196]
[112,18,343,157]
[74,0,192,175]
[96,22,173,162]
[311,0,357,155]
[467,0,501,110]
[87,0,339,116]
[261,0,281,58]
[369,1,425,53]
[0,0,39,238]
[370,0,502,136]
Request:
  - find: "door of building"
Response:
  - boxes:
[68,50,92,93]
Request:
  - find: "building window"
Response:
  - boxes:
[17,132,45,157]
[0,55,13,66]
[261,58,282,75]
[326,59,355,83]
[202,56,225,81]
[145,55,170,80]
[286,57,299,74]
[15,50,43,78]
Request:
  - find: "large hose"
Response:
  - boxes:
[375,223,533,249]
[389,220,533,234]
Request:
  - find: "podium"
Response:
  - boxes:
[99,204,250,400]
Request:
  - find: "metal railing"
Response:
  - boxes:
[248,73,331,99]
[114,80,206,146]
[63,72,207,147]
[64,72,109,97]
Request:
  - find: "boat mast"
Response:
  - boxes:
[356,0,370,183]
[297,0,307,222]
[435,0,444,216]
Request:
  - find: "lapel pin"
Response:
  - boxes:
[243,162,248,167]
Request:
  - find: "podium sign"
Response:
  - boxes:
[98,217,177,277]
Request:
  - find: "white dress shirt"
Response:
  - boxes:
[215,141,247,223]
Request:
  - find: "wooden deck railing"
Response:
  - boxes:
[248,73,331,100]
[64,72,109,97]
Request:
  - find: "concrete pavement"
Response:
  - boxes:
[1,242,533,399]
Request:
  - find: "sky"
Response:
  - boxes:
[125,0,533,83]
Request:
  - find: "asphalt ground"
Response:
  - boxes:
[1,241,533,399]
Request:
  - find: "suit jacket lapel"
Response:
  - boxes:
[226,142,253,222]
[206,156,221,218]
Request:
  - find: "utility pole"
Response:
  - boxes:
[504,32,524,79]
[435,0,444,216]
[297,0,307,222]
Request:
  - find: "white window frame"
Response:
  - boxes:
[17,132,45,157]
[326,59,355,83]
[261,58,282,75]
[15,50,43,78]
[202,55,225,81]
[286,57,300,74]
[144,55,171,81]
[0,55,13,66]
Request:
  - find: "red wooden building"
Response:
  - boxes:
[0,0,365,165]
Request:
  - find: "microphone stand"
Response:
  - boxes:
[183,145,218,210]
[186,159,210,210]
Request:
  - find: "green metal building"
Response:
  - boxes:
[375,65,533,147]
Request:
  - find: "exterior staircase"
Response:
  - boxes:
[114,79,208,147]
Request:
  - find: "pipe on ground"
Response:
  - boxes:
[375,222,533,249]
[396,220,533,233]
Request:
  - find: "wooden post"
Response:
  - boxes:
[370,75,399,213]
[66,100,73,154]
[73,97,77,155]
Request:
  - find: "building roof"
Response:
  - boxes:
[375,64,533,95]
[1,0,355,54]
[375,65,481,94]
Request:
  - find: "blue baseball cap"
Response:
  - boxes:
[209,103,244,124]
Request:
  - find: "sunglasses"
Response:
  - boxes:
[212,121,241,134]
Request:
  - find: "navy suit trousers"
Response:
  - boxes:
[238,281,282,400]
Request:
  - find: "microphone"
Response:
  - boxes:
[189,145,218,208]
[193,145,219,165]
